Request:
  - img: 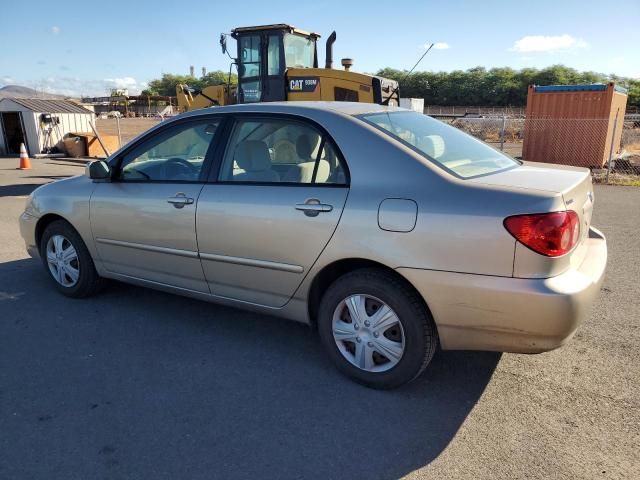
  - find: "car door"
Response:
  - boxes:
[196,115,350,307]
[90,117,223,292]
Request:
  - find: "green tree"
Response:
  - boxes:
[146,71,237,97]
[374,65,638,108]
[201,71,237,87]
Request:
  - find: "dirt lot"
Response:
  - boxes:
[95,118,161,145]
[0,158,638,479]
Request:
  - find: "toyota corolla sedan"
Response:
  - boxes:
[19,102,607,389]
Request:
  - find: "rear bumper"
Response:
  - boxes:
[398,227,607,353]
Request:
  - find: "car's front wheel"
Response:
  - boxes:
[317,268,438,389]
[40,220,104,298]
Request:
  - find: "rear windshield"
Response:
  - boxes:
[358,111,519,179]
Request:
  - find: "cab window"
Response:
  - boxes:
[239,35,260,78]
[267,35,281,76]
[283,34,314,69]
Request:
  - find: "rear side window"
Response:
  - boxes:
[359,111,519,179]
[218,117,347,185]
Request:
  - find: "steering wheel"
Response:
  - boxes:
[162,157,199,180]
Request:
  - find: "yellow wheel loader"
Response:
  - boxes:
[176,24,399,112]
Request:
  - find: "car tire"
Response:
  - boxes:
[40,220,104,298]
[317,268,438,389]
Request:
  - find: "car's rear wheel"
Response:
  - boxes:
[40,220,104,298]
[317,268,438,389]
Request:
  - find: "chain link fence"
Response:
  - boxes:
[95,117,163,147]
[449,116,640,185]
[92,114,640,186]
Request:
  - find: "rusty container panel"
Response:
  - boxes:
[522,83,628,168]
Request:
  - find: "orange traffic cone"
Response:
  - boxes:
[19,143,32,170]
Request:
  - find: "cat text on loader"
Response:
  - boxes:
[176,24,399,111]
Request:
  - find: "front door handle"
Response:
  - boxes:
[167,193,194,209]
[295,199,333,217]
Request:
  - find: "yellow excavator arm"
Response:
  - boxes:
[176,84,236,112]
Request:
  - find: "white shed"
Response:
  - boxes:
[0,98,94,156]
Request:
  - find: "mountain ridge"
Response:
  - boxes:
[0,85,69,100]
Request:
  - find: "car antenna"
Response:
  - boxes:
[382,43,434,106]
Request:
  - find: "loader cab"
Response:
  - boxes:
[231,24,320,103]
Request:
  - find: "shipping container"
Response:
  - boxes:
[400,97,425,113]
[522,83,627,168]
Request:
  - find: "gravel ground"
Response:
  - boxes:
[0,157,638,479]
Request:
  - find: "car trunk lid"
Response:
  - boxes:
[469,161,594,277]
[469,162,593,234]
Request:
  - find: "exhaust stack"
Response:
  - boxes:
[325,31,337,69]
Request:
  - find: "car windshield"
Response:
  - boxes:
[359,111,519,179]
[284,34,314,68]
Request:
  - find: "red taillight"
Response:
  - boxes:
[504,211,580,257]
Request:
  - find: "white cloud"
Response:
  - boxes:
[51,26,61,35]
[104,77,138,89]
[509,34,589,53]
[1,76,14,84]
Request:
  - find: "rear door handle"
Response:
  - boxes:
[167,193,194,209]
[295,199,333,217]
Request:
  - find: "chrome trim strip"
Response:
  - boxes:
[199,252,304,274]
[95,238,199,259]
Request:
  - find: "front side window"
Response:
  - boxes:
[359,111,519,179]
[218,118,346,184]
[283,34,314,69]
[119,121,219,182]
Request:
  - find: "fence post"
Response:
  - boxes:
[116,115,122,148]
[500,115,506,151]
[606,113,619,184]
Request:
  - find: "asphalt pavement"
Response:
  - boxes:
[0,157,638,479]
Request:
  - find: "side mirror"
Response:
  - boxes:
[220,34,227,55]
[85,160,111,181]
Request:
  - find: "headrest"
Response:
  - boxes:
[235,140,271,171]
[296,134,313,160]
[419,135,445,159]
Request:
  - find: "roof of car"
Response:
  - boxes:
[179,101,406,120]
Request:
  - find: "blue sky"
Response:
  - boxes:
[0,0,638,96]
